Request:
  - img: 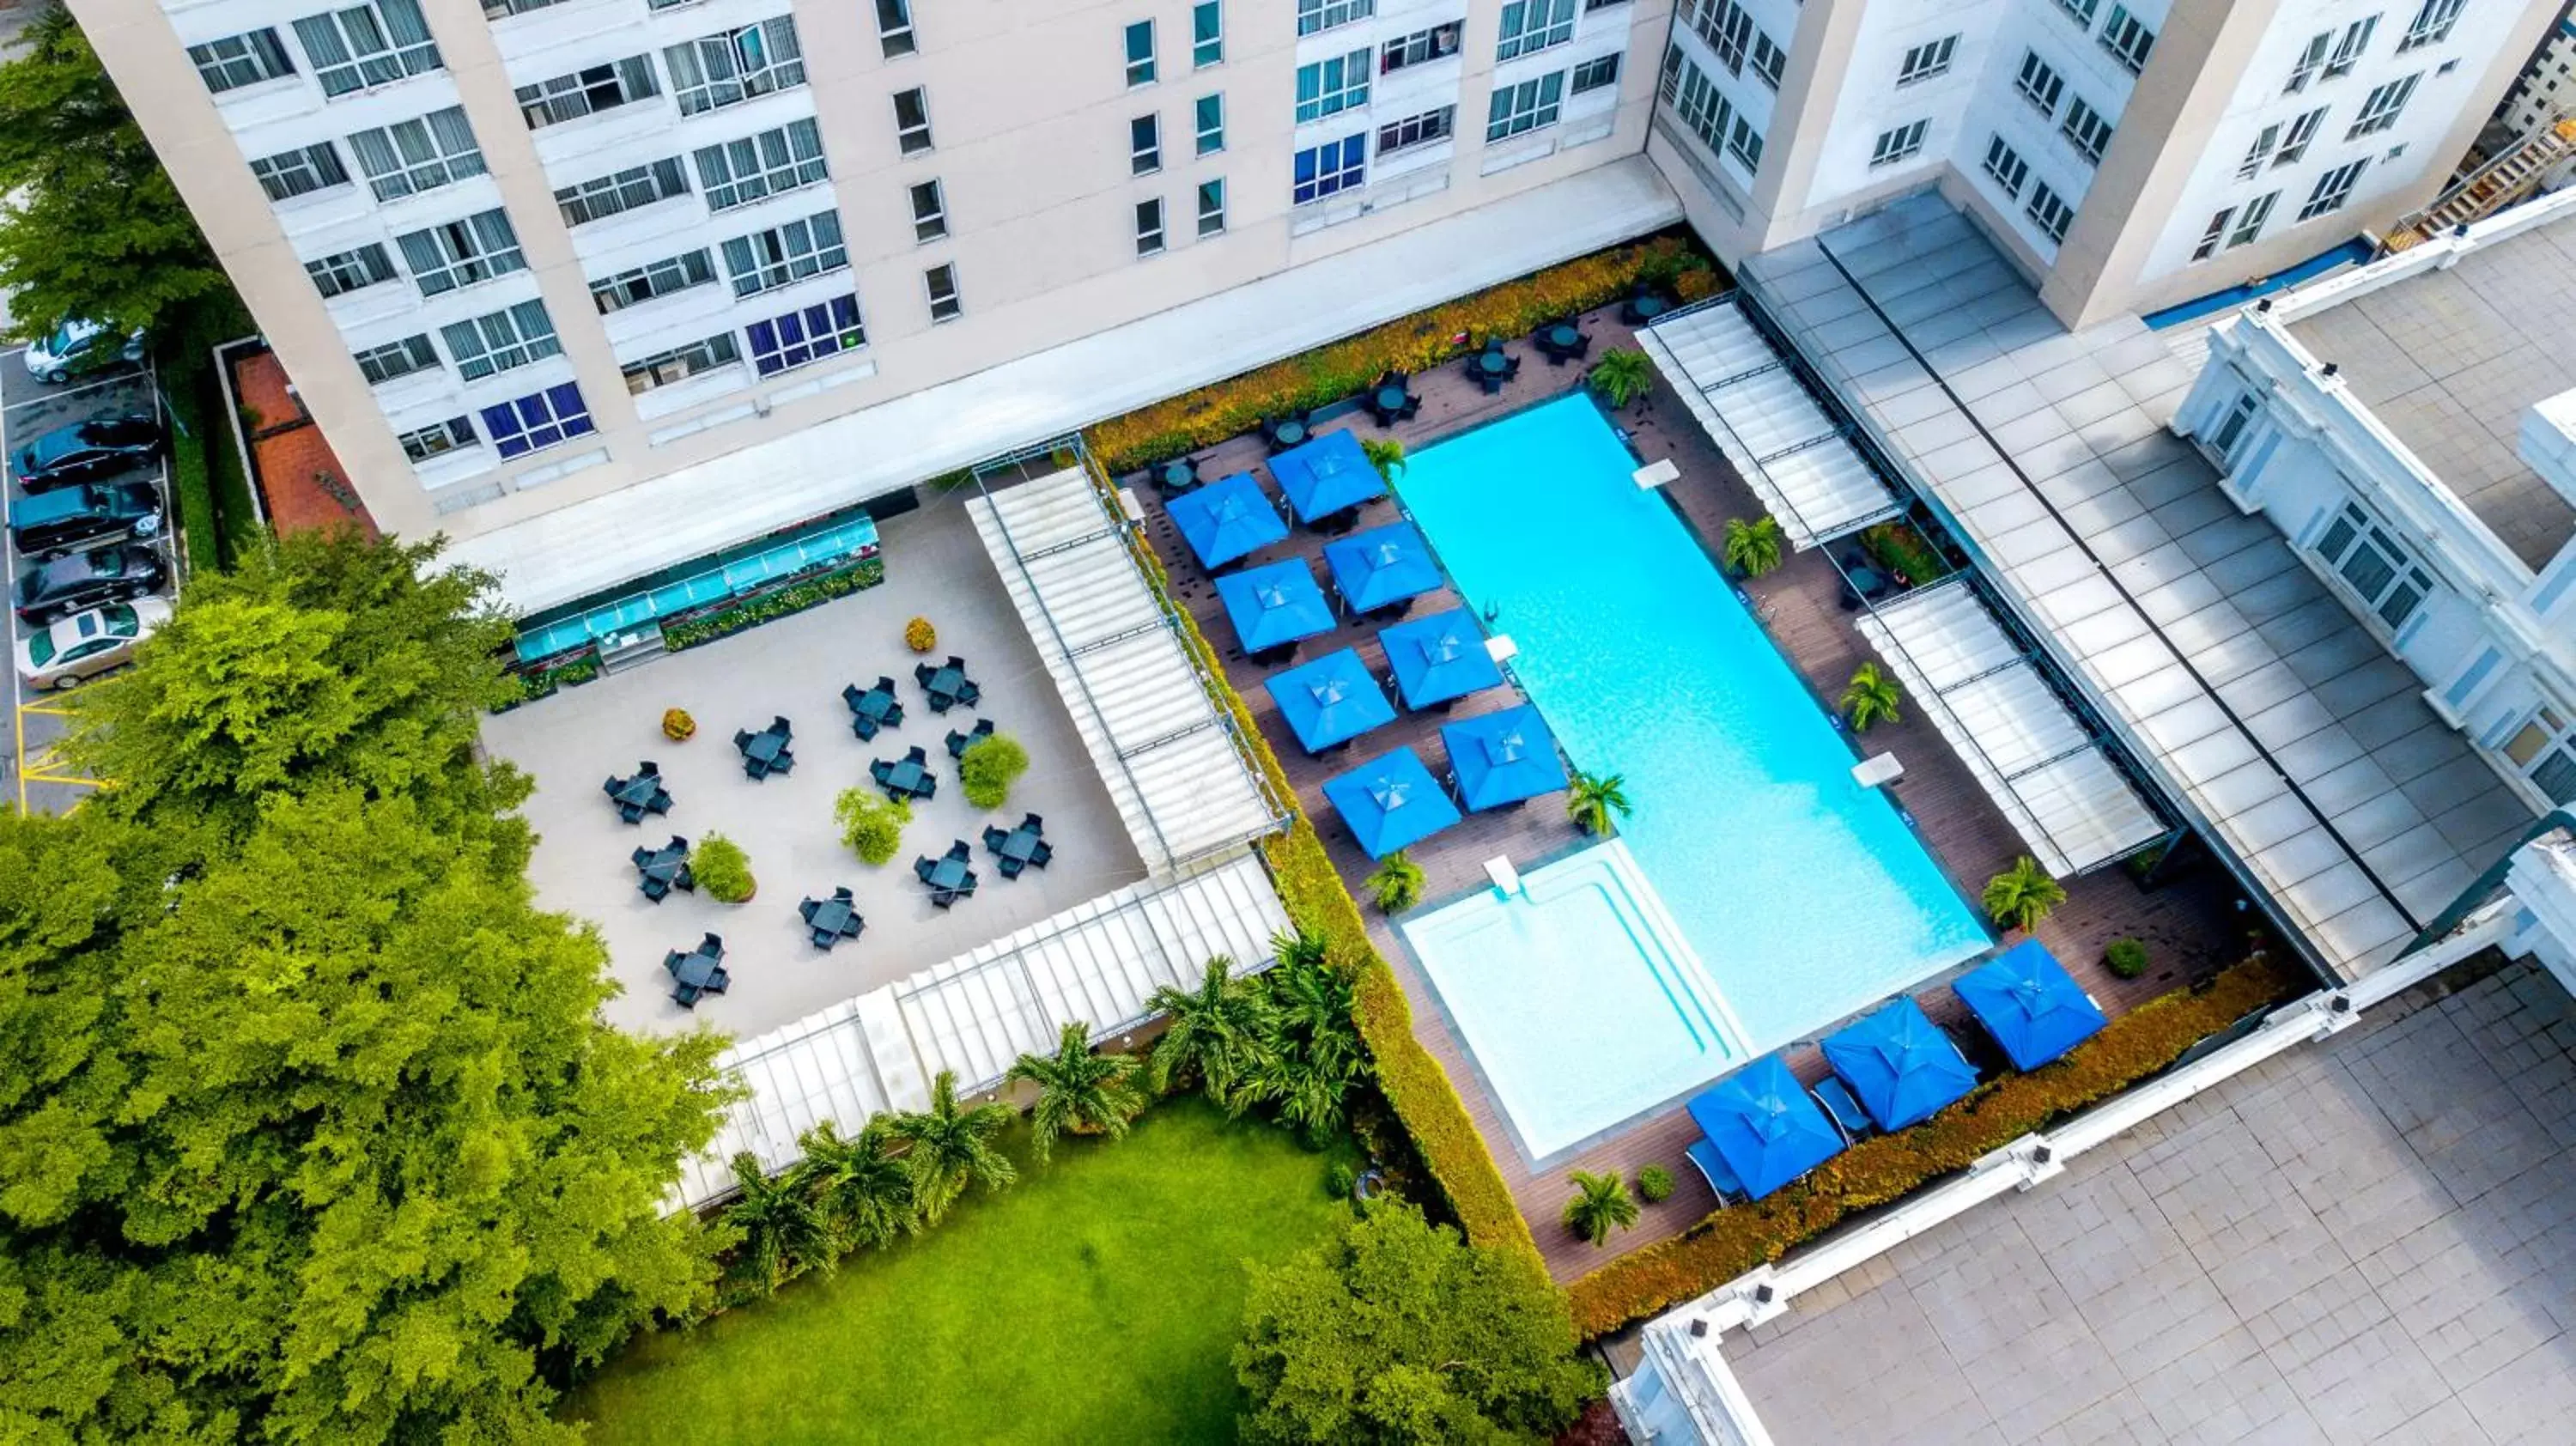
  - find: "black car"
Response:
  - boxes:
[13,414,162,492]
[14,544,166,624]
[10,482,163,558]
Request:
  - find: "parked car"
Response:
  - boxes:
[10,482,163,558]
[13,544,167,625]
[23,319,146,384]
[15,597,169,690]
[12,414,162,492]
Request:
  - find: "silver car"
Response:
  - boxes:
[15,597,170,690]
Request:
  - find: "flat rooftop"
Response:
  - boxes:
[2286,219,2576,569]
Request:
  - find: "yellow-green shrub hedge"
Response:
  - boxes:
[1564,961,2294,1336]
[1087,234,1708,474]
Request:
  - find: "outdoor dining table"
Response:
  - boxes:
[605,769,666,823]
[994,824,1043,865]
[1373,384,1409,415]
[1270,418,1309,448]
[923,853,975,896]
[1157,458,1199,492]
[666,945,724,990]
[875,753,937,800]
[1541,323,1581,351]
[744,729,789,765]
[633,837,692,900]
[844,682,902,738]
[1473,350,1510,377]
[799,891,864,950]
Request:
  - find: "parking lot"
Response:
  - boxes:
[0,343,179,815]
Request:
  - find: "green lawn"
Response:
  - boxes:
[563,1098,1355,1443]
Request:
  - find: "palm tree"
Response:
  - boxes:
[1983,856,2069,933]
[1005,1020,1147,1162]
[1842,662,1904,732]
[1722,516,1785,578]
[1145,956,1274,1110]
[1566,769,1632,835]
[1366,850,1425,913]
[1246,956,1365,1136]
[795,1118,916,1252]
[1270,922,1330,972]
[1589,347,1655,408]
[1362,437,1407,482]
[722,1151,836,1293]
[886,1069,1018,1224]
[1562,1170,1640,1247]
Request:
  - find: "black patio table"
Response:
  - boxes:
[1374,384,1410,415]
[744,729,789,764]
[844,681,903,738]
[799,892,864,949]
[605,769,664,823]
[1271,418,1309,448]
[920,661,979,712]
[634,838,693,899]
[996,825,1043,865]
[923,854,974,895]
[1474,350,1510,377]
[667,947,723,990]
[874,754,937,801]
[1158,458,1199,493]
[947,719,995,760]
[1542,323,1581,351]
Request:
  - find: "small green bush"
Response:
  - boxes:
[1325,1160,1358,1200]
[1637,1164,1674,1204]
[2105,938,2150,979]
[694,833,756,902]
[835,788,912,865]
[1366,852,1425,913]
[960,732,1030,811]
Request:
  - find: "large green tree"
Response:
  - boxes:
[1234,1202,1601,1445]
[0,6,227,345]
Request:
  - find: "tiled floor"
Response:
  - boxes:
[1717,959,2576,1446]
[230,348,379,539]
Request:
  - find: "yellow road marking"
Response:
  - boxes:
[20,700,76,717]
[21,772,100,789]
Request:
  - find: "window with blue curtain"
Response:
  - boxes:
[480,382,595,459]
[746,295,866,376]
[1291,133,1364,204]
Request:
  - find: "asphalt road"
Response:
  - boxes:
[0,346,178,815]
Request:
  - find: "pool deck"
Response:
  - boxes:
[1128,298,2246,1283]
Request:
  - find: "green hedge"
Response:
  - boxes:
[661,556,885,651]
[161,290,265,570]
[161,379,222,576]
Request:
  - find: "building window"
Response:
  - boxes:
[190,29,295,93]
[1898,35,1957,85]
[1693,0,1757,76]
[2324,15,2378,80]
[1196,94,1225,154]
[250,143,349,202]
[2398,0,2462,52]
[1131,113,1162,173]
[925,263,962,322]
[621,333,741,394]
[1983,135,2029,199]
[909,179,947,241]
[517,58,659,129]
[292,0,440,97]
[2286,33,2330,93]
[2055,0,2099,27]
[666,18,806,117]
[1666,47,1741,170]
[2062,97,2112,164]
[719,210,848,298]
[2228,191,2277,246]
[1496,0,1577,62]
[2207,393,2257,455]
[2190,208,2233,262]
[440,300,562,382]
[2015,52,2064,118]
[1728,113,1765,172]
[397,416,476,463]
[1197,178,1225,235]
[692,119,828,211]
[1383,22,1462,72]
[860,0,911,57]
[394,210,525,296]
[480,383,594,460]
[1378,105,1455,155]
[2237,122,2279,178]
[2278,106,2326,163]
[1485,71,1564,142]
[1295,51,1370,123]
[1193,1,1223,66]
[1125,20,1157,86]
[346,108,484,201]
[556,157,690,227]
[1292,133,1365,202]
[2502,706,2576,805]
[2026,183,2075,244]
[2312,501,2434,630]
[2347,73,2420,137]
[1869,119,1929,167]
[1571,53,1621,94]
[1749,31,1785,88]
[2300,158,2368,220]
[484,0,567,17]
[748,295,866,375]
[894,88,934,154]
[305,243,395,299]
[1296,0,1372,37]
[1136,197,1166,256]
[355,334,439,385]
[2099,6,2154,74]
[590,250,717,313]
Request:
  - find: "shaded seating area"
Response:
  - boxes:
[601,762,672,825]
[1534,319,1589,366]
[1954,939,2108,1071]
[1440,705,1566,811]
[981,813,1052,878]
[1323,521,1443,618]
[1466,338,1521,394]
[1381,608,1504,709]
[1685,1056,1847,1203]
[1260,413,1313,452]
[1269,428,1386,532]
[1365,371,1420,428]
[799,887,865,951]
[1217,558,1337,661]
[1835,549,1896,611]
[1621,289,1674,326]
[841,677,905,740]
[665,933,728,1008]
[630,835,695,902]
[914,840,979,908]
[1321,745,1461,858]
[945,718,996,760]
[1168,470,1287,569]
[915,655,981,712]
[871,745,939,802]
[1155,454,1200,495]
[1265,647,1397,754]
[734,718,795,781]
[1819,997,1979,1133]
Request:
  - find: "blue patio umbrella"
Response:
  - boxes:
[1953,939,2109,1072]
[1820,997,1979,1131]
[1323,522,1444,614]
[1270,428,1388,523]
[1440,706,1566,811]
[1266,648,1396,753]
[1168,471,1286,568]
[1380,609,1504,708]
[1685,1056,1846,1200]
[1215,559,1335,653]
[1321,746,1461,859]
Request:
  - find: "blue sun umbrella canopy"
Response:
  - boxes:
[1380,609,1504,708]
[1686,1056,1846,1200]
[1266,648,1397,753]
[1323,522,1444,614]
[1820,997,1979,1131]
[1953,939,2109,1072]
[1440,705,1566,811]
[1215,558,1335,653]
[1169,471,1286,568]
[1271,428,1388,523]
[1321,746,1461,859]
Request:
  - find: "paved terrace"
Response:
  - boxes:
[1715,959,2576,1446]
[1127,300,2240,1280]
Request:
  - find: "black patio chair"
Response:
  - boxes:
[948,720,995,759]
[672,983,702,1008]
[732,729,755,752]
[647,789,673,816]
[638,760,659,776]
[703,968,730,995]
[641,875,671,903]
[997,855,1025,881]
[944,839,971,861]
[1021,812,1044,833]
[906,744,929,765]
[953,680,982,709]
[663,950,689,977]
[769,749,795,776]
[631,846,656,871]
[603,775,627,799]
[1027,841,1054,870]
[914,661,938,688]
[914,855,939,883]
[701,933,724,955]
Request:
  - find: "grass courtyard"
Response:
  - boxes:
[563,1098,1358,1443]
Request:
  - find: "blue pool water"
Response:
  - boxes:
[1396,395,1986,1156]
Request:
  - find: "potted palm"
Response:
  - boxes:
[1842,662,1903,732]
[1366,851,1425,913]
[1562,1169,1640,1246]
[1722,516,1785,578]
[1983,855,2067,933]
[1588,348,1654,409]
[1566,769,1632,835]
[1362,437,1407,482]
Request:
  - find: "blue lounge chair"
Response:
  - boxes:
[1813,1078,1874,1140]
[1686,1139,1747,1206]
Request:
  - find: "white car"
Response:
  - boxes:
[24,319,147,385]
[15,597,170,690]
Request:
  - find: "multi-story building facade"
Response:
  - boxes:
[2492,3,2576,138]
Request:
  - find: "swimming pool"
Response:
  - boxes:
[1396,394,1987,1157]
